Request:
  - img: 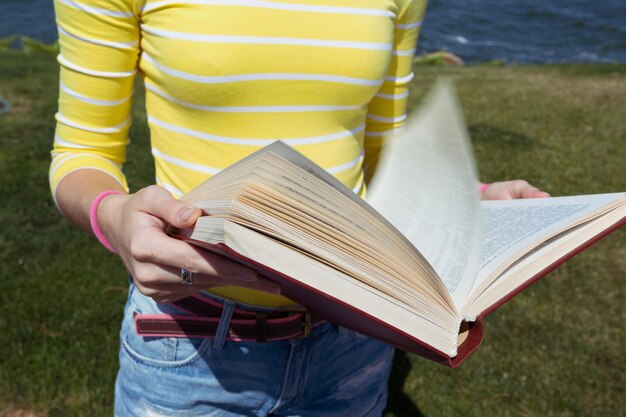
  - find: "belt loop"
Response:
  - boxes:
[213,299,235,351]
[298,312,312,339]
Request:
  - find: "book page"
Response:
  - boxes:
[234,163,454,313]
[224,221,461,356]
[182,141,456,313]
[468,193,625,300]
[183,141,421,258]
[464,201,625,319]
[367,81,483,310]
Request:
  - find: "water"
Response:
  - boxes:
[0,0,58,44]
[417,0,626,63]
[1,0,625,63]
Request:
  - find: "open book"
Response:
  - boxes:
[171,82,626,367]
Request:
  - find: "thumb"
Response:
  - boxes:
[168,203,202,229]
[139,185,202,228]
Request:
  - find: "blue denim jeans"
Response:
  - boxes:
[114,284,395,417]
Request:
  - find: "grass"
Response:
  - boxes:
[0,52,624,417]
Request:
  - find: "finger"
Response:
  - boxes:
[130,278,198,304]
[164,264,281,294]
[522,188,551,198]
[508,180,531,199]
[135,258,281,294]
[483,182,513,200]
[128,232,264,283]
[520,185,540,198]
[480,182,504,200]
[514,181,551,199]
[135,185,202,229]
[130,263,281,303]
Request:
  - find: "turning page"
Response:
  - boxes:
[367,81,483,309]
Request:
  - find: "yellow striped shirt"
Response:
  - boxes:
[50,0,427,306]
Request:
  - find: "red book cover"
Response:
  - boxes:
[174,214,624,368]
[176,236,482,367]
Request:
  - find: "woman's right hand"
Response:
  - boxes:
[96,185,281,303]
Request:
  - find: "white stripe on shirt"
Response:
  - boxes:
[57,25,138,50]
[152,147,221,174]
[396,20,422,30]
[364,129,402,137]
[56,113,131,133]
[142,53,383,86]
[156,177,184,197]
[53,134,95,150]
[58,54,137,78]
[392,48,416,57]
[60,82,132,106]
[49,153,122,183]
[374,91,409,100]
[325,152,363,174]
[366,113,407,123]
[152,146,361,177]
[145,82,360,113]
[54,133,129,148]
[148,115,365,146]
[143,0,396,17]
[142,26,392,51]
[57,0,134,18]
[384,72,414,84]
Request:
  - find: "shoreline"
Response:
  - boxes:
[2,32,625,65]
[2,41,625,68]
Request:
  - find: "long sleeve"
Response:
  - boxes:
[49,0,141,200]
[363,0,427,182]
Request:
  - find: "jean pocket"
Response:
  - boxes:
[121,313,212,368]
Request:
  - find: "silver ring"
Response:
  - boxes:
[181,268,193,285]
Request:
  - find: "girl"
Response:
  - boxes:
[50,0,548,415]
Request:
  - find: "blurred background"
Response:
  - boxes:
[1,0,625,63]
[0,1,625,417]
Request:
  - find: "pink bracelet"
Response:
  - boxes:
[89,190,123,253]
[478,183,493,194]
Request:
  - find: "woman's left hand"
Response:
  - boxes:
[480,180,551,200]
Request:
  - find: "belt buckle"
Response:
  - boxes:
[298,312,312,339]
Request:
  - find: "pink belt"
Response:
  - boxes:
[134,294,324,342]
